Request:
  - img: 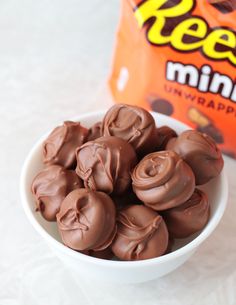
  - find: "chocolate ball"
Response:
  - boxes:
[31,165,82,221]
[76,136,137,195]
[56,189,117,251]
[87,121,102,141]
[163,189,210,238]
[43,121,89,169]
[102,104,156,155]
[166,130,224,185]
[155,126,177,150]
[131,151,195,210]
[111,205,169,260]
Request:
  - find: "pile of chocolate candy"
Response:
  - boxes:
[31,104,224,261]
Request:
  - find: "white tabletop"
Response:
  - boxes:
[1,1,236,304]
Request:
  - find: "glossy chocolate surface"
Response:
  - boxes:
[132,151,195,210]
[43,121,88,168]
[87,121,102,141]
[163,189,210,238]
[155,126,177,151]
[57,189,117,251]
[112,205,169,260]
[102,104,156,155]
[167,130,224,185]
[31,165,82,221]
[76,136,137,195]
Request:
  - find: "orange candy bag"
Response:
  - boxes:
[109,0,236,158]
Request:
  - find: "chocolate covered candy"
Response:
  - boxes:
[111,205,169,260]
[87,121,102,141]
[132,151,195,210]
[76,136,137,195]
[30,103,223,261]
[166,130,224,185]
[155,126,177,150]
[102,104,156,155]
[57,189,117,251]
[43,121,88,168]
[163,189,210,238]
[31,165,82,221]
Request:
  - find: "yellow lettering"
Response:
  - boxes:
[146,17,169,45]
[171,18,207,51]
[203,29,236,65]
[134,0,236,66]
[134,0,166,27]
[134,0,194,45]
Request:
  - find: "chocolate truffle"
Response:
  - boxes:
[131,151,195,210]
[163,189,210,238]
[166,130,224,185]
[155,126,177,150]
[43,121,89,169]
[56,189,117,251]
[111,205,169,260]
[76,136,137,195]
[87,121,102,141]
[31,165,82,221]
[102,104,156,155]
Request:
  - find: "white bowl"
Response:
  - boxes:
[20,111,228,284]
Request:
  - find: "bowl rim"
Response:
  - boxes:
[20,110,229,268]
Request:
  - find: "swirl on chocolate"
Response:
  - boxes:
[87,121,102,141]
[31,165,82,221]
[111,205,168,260]
[166,130,224,185]
[76,136,137,195]
[155,126,177,151]
[132,151,195,210]
[56,189,117,251]
[102,104,156,155]
[43,121,89,169]
[163,189,210,238]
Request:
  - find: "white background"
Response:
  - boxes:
[0,0,236,304]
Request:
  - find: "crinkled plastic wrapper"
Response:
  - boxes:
[109,0,236,158]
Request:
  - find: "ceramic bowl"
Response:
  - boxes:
[20,111,228,284]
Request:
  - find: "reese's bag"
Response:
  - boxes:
[109,0,236,158]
